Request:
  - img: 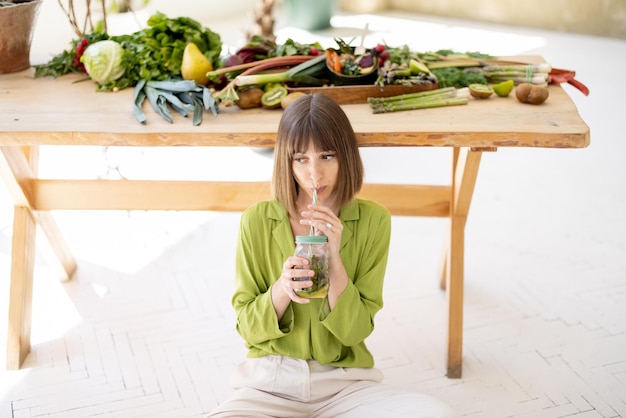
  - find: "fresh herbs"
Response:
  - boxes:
[106,13,221,91]
[419,49,492,88]
[273,38,323,57]
[430,67,488,89]
[386,44,414,66]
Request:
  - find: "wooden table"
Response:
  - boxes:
[0,59,590,377]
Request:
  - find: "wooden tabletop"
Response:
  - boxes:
[0,58,590,149]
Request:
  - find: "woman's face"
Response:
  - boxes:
[292,140,339,207]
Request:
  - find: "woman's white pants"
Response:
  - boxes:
[207,355,455,418]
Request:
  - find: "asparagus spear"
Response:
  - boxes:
[368,87,469,113]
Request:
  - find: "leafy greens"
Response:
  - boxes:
[34,12,222,92]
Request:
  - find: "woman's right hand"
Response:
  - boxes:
[276,256,313,305]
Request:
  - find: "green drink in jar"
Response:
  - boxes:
[294,235,329,298]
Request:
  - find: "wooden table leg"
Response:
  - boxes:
[1,146,76,369]
[32,212,77,281]
[6,206,36,370]
[439,236,448,291]
[445,147,482,378]
[0,146,75,279]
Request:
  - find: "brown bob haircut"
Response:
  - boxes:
[272,93,364,219]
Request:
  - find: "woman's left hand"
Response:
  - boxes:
[300,204,343,256]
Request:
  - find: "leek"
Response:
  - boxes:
[133,79,217,125]
[234,55,327,87]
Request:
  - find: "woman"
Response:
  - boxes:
[208,94,454,417]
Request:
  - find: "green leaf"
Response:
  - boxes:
[145,86,173,123]
[132,79,147,124]
[192,100,203,126]
[146,79,197,92]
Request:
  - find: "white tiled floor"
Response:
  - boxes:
[2,8,626,418]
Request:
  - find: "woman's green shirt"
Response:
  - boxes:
[233,198,391,368]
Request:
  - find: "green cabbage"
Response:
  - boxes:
[80,40,126,85]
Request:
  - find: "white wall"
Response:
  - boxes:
[31,0,255,63]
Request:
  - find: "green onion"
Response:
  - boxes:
[234,55,327,88]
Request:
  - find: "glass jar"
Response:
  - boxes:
[293,235,329,299]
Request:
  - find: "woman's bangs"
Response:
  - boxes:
[288,115,337,155]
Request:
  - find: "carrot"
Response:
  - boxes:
[325,49,341,73]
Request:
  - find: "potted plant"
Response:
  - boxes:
[0,0,44,73]
[0,0,150,74]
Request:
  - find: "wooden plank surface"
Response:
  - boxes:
[287,82,438,104]
[0,56,589,149]
[30,180,451,217]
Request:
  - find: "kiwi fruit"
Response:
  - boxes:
[261,85,288,109]
[515,83,549,105]
[236,87,264,109]
[527,86,549,104]
[468,83,494,99]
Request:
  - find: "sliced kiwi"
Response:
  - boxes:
[468,83,494,99]
[262,85,288,109]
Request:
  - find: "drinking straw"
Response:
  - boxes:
[308,189,317,258]
[309,189,317,236]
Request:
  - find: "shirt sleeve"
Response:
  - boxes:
[320,205,391,346]
[232,207,293,346]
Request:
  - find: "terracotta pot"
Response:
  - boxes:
[0,0,43,74]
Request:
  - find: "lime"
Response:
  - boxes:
[468,83,494,99]
[493,80,515,97]
[409,59,430,75]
